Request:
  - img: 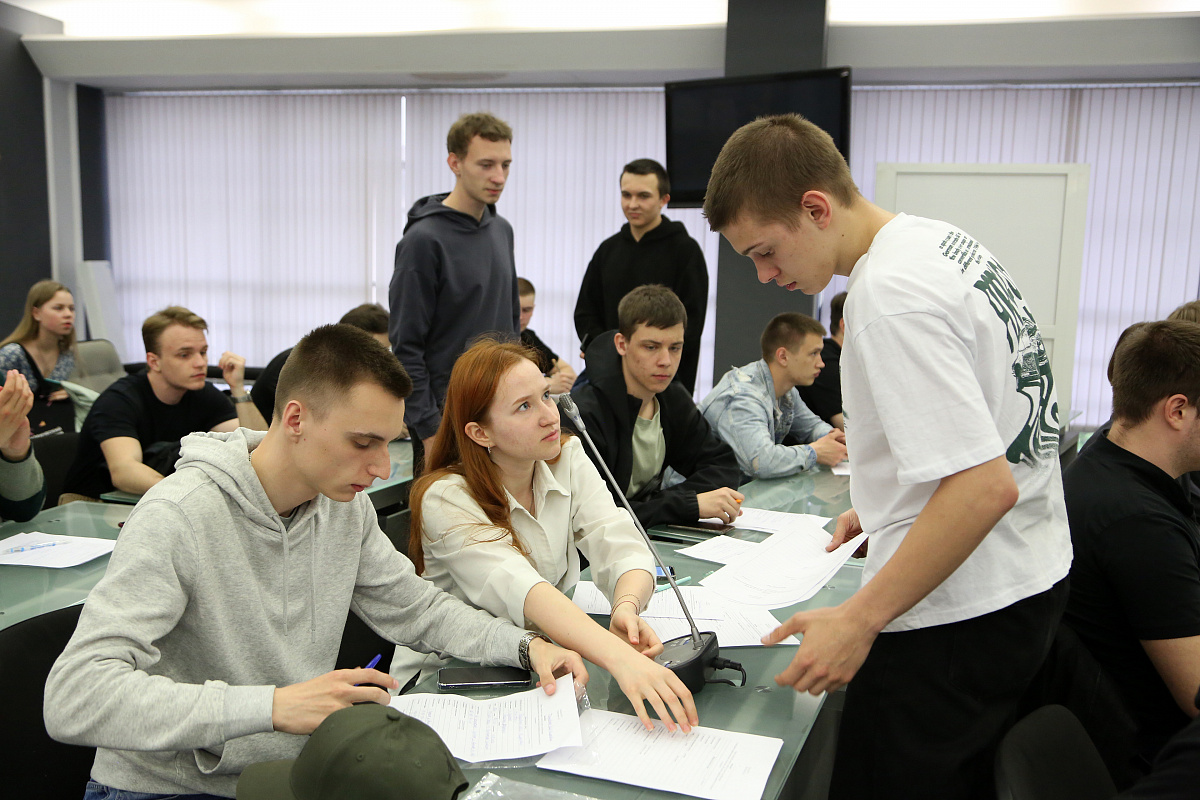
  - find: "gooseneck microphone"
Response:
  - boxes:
[557,394,745,693]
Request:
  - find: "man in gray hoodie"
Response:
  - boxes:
[389,112,520,452]
[45,325,585,800]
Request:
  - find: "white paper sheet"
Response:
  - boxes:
[700,528,868,608]
[0,531,115,568]
[570,581,725,620]
[538,708,783,800]
[831,461,851,476]
[676,535,761,564]
[643,603,798,647]
[389,675,580,762]
[701,507,832,535]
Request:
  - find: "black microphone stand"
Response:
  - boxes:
[557,395,745,693]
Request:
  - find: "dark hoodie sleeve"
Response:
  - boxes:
[574,248,608,352]
[389,234,442,440]
[674,238,708,395]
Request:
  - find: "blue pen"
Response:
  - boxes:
[655,575,691,592]
[2,541,63,555]
[364,653,382,670]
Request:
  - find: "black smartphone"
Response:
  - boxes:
[436,666,533,691]
[655,565,677,582]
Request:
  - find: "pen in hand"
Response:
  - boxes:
[364,654,382,670]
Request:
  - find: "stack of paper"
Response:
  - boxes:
[389,675,580,761]
[701,527,867,608]
[675,535,759,564]
[701,507,832,535]
[831,461,851,476]
[538,709,783,800]
[0,531,115,568]
[571,581,798,647]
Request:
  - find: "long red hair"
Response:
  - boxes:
[409,339,569,574]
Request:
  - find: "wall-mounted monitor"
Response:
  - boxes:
[664,67,852,208]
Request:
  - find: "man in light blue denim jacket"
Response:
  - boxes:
[701,312,846,479]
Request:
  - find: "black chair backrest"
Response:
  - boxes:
[0,605,96,798]
[31,431,80,507]
[996,705,1118,800]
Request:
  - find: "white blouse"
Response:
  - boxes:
[391,436,655,682]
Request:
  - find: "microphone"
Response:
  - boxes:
[557,394,744,693]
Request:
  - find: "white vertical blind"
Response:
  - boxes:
[106,83,1200,422]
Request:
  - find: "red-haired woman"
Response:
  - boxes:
[398,339,698,732]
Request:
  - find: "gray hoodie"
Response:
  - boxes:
[388,193,519,440]
[44,429,525,798]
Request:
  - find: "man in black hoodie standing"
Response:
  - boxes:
[574,159,708,394]
[389,112,520,454]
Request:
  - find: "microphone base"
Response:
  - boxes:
[654,631,719,694]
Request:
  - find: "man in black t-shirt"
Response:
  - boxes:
[796,290,845,430]
[63,306,266,499]
[1064,319,1200,764]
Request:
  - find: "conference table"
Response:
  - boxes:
[4,458,860,800]
[0,501,131,632]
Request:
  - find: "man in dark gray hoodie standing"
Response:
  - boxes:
[389,112,520,457]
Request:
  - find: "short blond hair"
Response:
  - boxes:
[142,306,207,355]
[703,113,859,232]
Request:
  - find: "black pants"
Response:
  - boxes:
[829,578,1069,800]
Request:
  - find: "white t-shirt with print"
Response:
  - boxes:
[842,213,1072,632]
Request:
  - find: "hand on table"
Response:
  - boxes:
[610,604,664,657]
[697,487,744,524]
[811,429,848,467]
[0,370,34,461]
[608,647,698,733]
[271,668,399,735]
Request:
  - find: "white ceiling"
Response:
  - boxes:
[7,0,1200,37]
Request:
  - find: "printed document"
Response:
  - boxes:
[676,535,760,564]
[0,531,115,568]
[538,708,783,800]
[389,675,580,762]
[643,604,798,647]
[701,526,868,608]
[571,581,725,620]
[701,507,831,535]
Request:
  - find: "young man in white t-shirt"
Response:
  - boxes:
[703,114,1073,799]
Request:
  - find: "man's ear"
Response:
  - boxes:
[1163,394,1193,430]
[446,151,461,177]
[801,190,834,230]
[146,352,159,372]
[658,193,670,210]
[281,399,305,439]
[774,346,789,367]
[464,421,490,449]
[614,331,628,357]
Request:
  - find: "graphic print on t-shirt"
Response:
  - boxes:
[938,231,1060,467]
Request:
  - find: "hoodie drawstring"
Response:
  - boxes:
[282,525,289,636]
[309,527,317,644]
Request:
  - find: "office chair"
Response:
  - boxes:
[72,339,126,394]
[0,604,97,799]
[31,430,80,507]
[995,705,1118,800]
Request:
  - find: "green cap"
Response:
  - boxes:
[237,705,468,800]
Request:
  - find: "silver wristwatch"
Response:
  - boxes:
[518,631,549,670]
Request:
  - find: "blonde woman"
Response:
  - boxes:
[0,280,77,401]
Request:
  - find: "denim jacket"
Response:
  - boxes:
[699,359,833,479]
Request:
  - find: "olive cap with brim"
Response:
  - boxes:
[237,704,467,800]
